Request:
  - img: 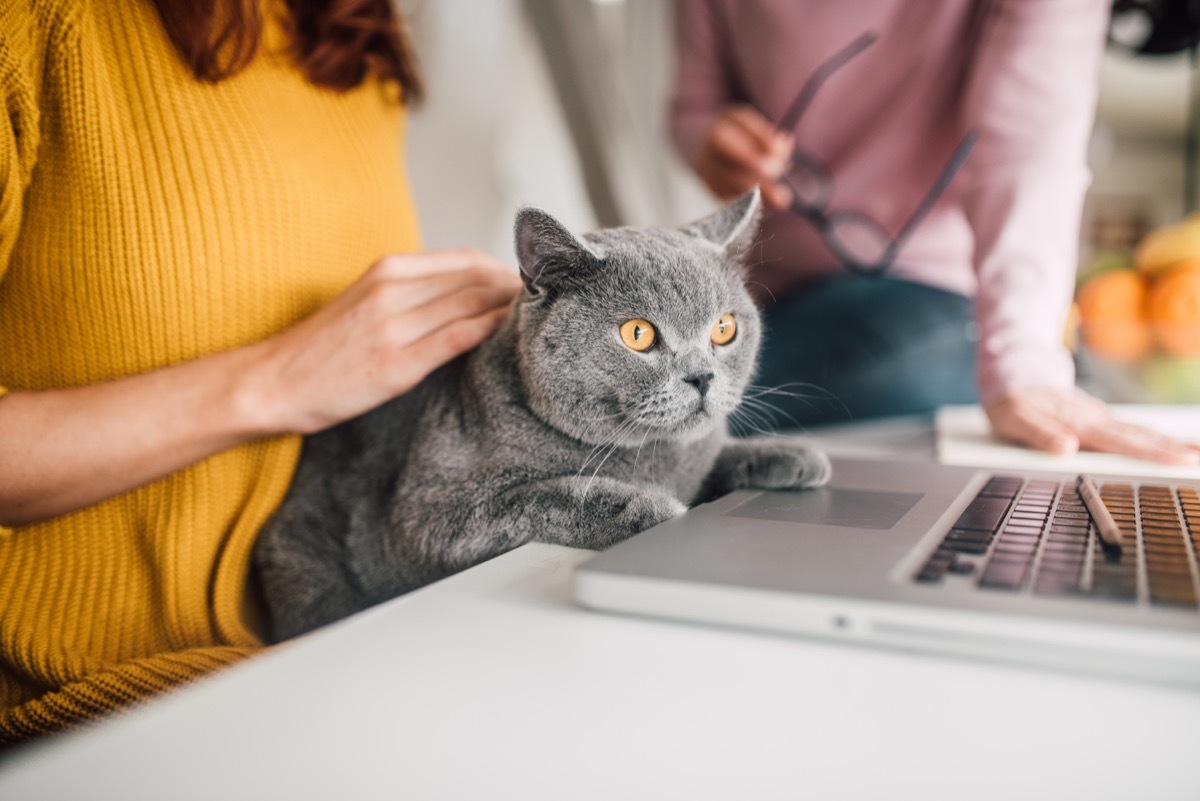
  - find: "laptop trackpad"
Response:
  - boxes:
[723,488,922,531]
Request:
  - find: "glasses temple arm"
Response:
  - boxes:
[884,131,980,261]
[779,31,879,131]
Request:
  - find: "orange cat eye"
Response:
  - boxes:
[619,319,656,352]
[710,313,736,345]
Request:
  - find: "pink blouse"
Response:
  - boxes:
[670,0,1108,403]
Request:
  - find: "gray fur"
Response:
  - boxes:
[253,190,830,641]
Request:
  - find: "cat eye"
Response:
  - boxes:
[710,313,737,346]
[619,319,657,352]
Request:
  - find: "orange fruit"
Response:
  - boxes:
[1076,269,1151,361]
[1147,263,1200,357]
[1135,215,1200,276]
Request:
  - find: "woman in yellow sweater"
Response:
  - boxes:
[0,0,520,744]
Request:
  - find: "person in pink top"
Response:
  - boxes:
[670,0,1199,464]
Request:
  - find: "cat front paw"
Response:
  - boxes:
[583,490,687,548]
[616,492,688,535]
[731,440,832,490]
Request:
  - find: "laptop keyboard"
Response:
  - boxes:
[914,475,1200,610]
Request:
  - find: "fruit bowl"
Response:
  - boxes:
[1076,331,1200,404]
[1073,214,1200,403]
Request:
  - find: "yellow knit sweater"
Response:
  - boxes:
[0,1,419,743]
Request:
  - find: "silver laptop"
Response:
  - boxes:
[573,457,1200,687]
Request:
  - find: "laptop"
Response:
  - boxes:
[573,456,1200,687]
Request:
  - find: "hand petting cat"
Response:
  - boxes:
[243,249,522,436]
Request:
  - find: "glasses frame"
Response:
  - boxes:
[777,31,978,277]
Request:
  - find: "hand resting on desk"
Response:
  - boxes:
[986,387,1200,466]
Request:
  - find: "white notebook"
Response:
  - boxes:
[935,404,1200,480]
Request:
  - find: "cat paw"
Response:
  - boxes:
[588,491,686,547]
[740,441,832,490]
[619,492,688,532]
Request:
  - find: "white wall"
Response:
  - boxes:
[1087,49,1192,234]
[402,0,597,264]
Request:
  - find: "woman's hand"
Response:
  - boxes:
[0,248,521,526]
[985,387,1200,466]
[694,105,794,210]
[245,248,522,435]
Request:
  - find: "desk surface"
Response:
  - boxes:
[3,541,1199,801]
[2,415,1199,800]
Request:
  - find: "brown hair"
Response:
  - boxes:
[150,0,424,100]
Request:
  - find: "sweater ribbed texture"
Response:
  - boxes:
[0,0,420,745]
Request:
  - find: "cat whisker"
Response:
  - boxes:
[728,406,761,439]
[633,427,652,471]
[573,400,656,477]
[652,435,660,487]
[740,382,851,421]
[578,401,658,493]
[743,381,842,402]
[730,400,786,438]
[579,420,643,509]
[732,396,810,436]
[745,280,777,304]
[574,412,645,483]
[730,406,785,439]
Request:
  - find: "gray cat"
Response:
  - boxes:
[253,190,830,641]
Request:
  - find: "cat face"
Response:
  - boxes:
[514,191,762,446]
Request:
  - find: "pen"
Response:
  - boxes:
[1076,474,1124,555]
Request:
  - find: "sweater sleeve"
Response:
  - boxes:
[668,0,740,167]
[958,0,1107,404]
[0,4,43,399]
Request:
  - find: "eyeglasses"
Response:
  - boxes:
[777,31,978,277]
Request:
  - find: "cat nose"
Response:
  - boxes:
[683,371,714,398]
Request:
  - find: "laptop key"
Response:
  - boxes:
[948,560,977,576]
[941,540,988,555]
[1035,575,1083,596]
[952,496,1012,532]
[979,477,1023,499]
[979,563,1029,590]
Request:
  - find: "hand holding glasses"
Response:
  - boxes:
[775,31,978,276]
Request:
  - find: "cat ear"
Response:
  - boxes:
[684,188,762,260]
[514,207,602,296]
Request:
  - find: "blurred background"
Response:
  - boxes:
[400,0,1200,404]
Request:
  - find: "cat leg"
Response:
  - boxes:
[699,438,831,500]
[253,519,371,642]
[485,476,687,552]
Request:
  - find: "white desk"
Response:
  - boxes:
[2,416,1199,800]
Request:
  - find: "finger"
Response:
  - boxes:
[384,282,517,353]
[1078,421,1200,467]
[366,266,521,317]
[709,113,789,180]
[760,179,794,211]
[724,107,794,167]
[373,247,512,280]
[698,148,777,200]
[389,306,511,393]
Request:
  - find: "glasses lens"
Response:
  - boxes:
[824,211,892,272]
[785,151,833,211]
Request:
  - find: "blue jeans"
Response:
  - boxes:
[746,276,978,430]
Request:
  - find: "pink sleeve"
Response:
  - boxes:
[668,0,739,167]
[959,0,1108,404]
